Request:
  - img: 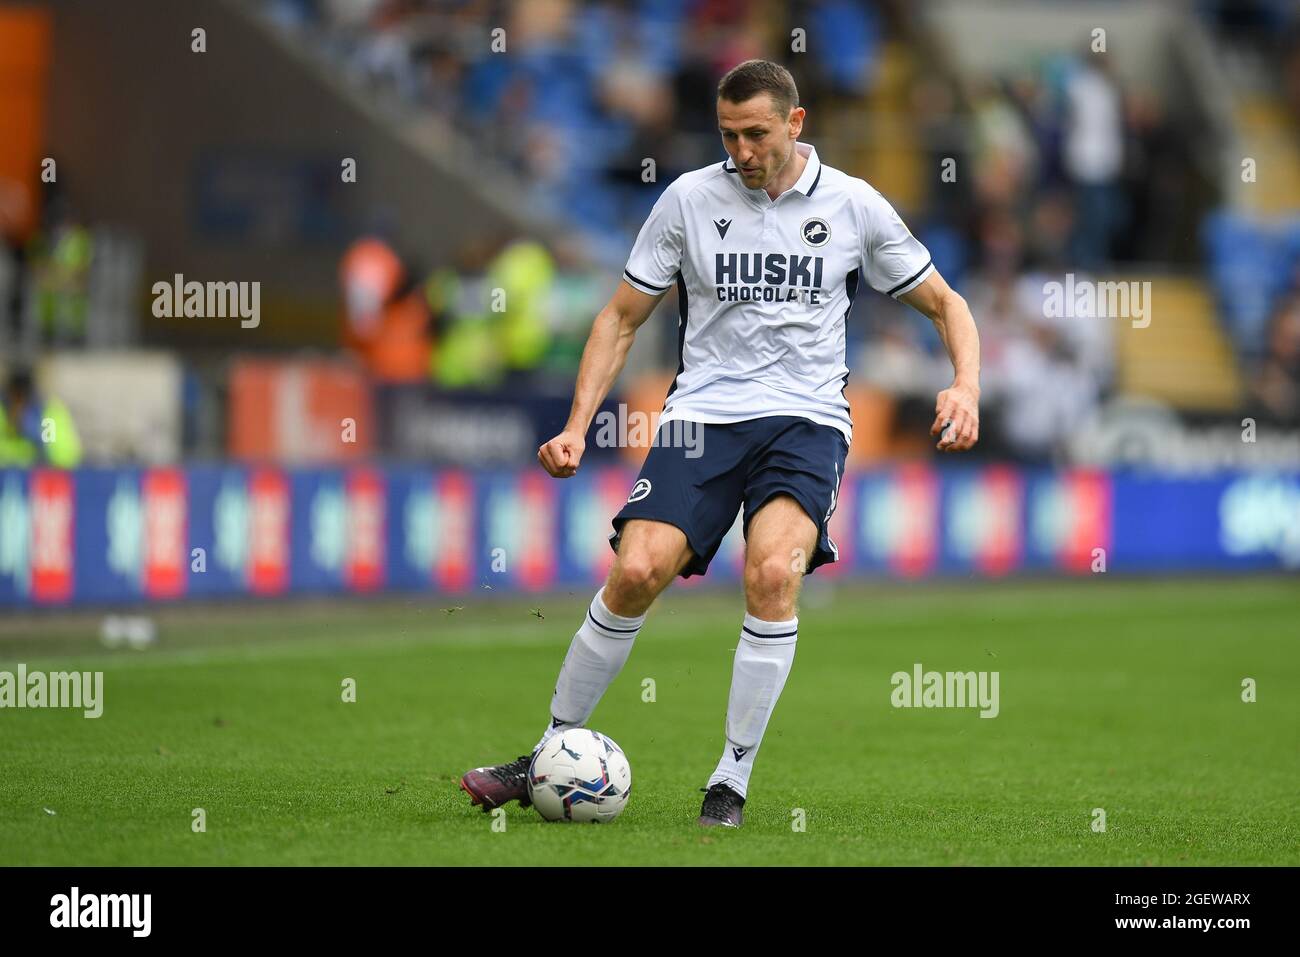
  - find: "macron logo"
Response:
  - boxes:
[50,887,151,937]
[713,218,732,240]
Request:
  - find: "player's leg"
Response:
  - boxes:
[540,518,692,745]
[699,496,817,827]
[742,494,818,619]
[458,521,691,812]
[460,416,746,814]
[700,417,847,827]
[537,418,745,754]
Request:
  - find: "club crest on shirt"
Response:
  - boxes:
[800,217,831,247]
[627,478,652,503]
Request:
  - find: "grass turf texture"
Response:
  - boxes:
[1,577,1296,866]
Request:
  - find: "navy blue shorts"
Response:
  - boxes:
[608,415,849,578]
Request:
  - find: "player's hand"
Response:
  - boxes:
[931,382,980,452]
[538,430,586,478]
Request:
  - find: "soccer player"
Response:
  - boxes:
[461,59,980,827]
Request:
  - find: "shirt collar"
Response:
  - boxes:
[791,142,822,196]
[723,141,823,202]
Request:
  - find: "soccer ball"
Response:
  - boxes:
[527,728,632,823]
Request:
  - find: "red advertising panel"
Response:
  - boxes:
[248,468,289,594]
[143,468,187,598]
[516,471,556,591]
[29,469,72,603]
[346,469,385,592]
[1059,470,1112,572]
[892,464,939,578]
[973,466,1023,577]
[434,470,474,592]
[588,468,631,582]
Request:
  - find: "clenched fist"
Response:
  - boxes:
[538,430,586,478]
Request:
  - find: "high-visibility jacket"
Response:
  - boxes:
[0,394,82,468]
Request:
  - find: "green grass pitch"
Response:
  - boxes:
[1,576,1296,865]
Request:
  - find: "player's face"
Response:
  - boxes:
[718,95,804,190]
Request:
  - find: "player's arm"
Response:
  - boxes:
[538,280,666,478]
[899,270,981,452]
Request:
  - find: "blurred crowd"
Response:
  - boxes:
[266,0,1300,459]
[337,230,608,389]
[1201,0,1300,425]
[269,0,884,249]
[873,48,1170,460]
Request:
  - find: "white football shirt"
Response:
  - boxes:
[622,141,934,445]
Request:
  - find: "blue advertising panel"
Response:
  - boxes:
[1,465,1296,607]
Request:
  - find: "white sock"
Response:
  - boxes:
[707,612,798,800]
[535,587,646,751]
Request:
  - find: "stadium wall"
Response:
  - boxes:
[44,0,544,347]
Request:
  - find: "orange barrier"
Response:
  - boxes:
[0,6,52,242]
[228,359,374,463]
[618,373,910,467]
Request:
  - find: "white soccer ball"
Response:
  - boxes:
[527,728,632,823]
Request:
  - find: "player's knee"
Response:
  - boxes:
[744,553,799,605]
[609,550,669,602]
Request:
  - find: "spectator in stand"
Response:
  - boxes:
[1251,289,1300,424]
[0,365,82,468]
[1061,51,1127,270]
[997,318,1101,463]
[339,236,433,383]
[27,185,93,346]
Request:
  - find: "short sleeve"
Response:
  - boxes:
[623,185,684,296]
[860,186,934,299]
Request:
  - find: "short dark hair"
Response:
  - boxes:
[717,59,799,116]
